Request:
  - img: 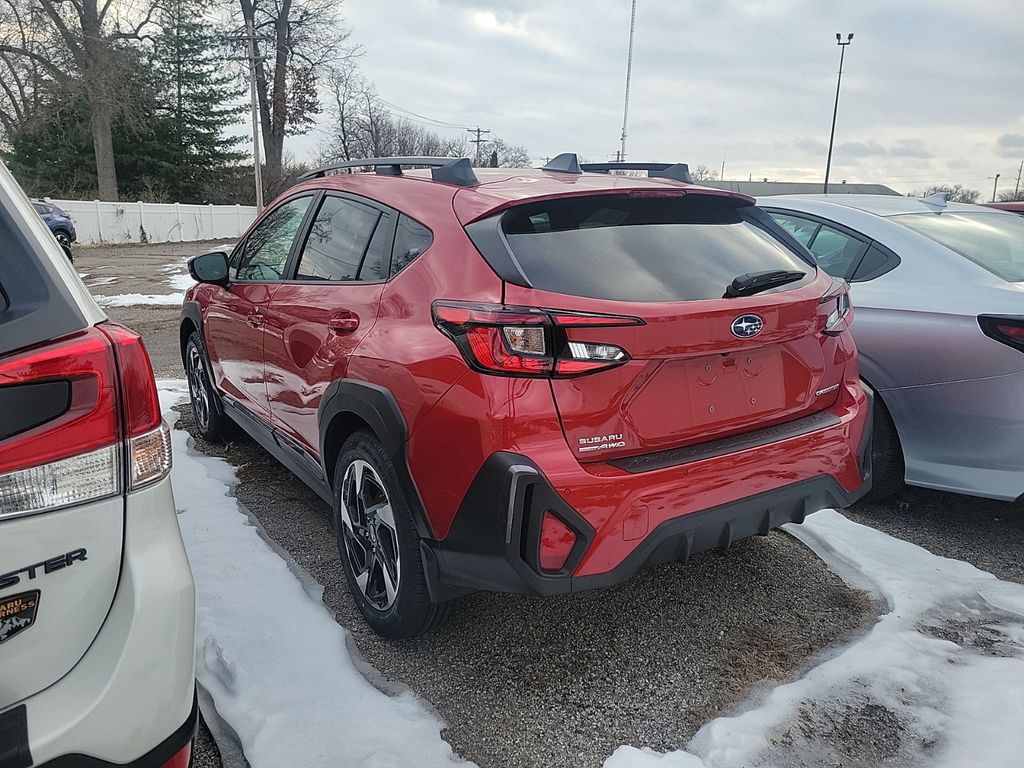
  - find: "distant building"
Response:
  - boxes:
[700,180,901,196]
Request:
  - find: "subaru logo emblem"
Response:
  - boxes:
[731,314,763,338]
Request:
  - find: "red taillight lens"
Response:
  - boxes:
[0,327,119,475]
[0,322,170,519]
[539,511,576,572]
[979,315,1024,353]
[161,742,192,768]
[100,323,161,437]
[433,301,639,378]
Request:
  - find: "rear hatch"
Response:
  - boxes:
[0,168,169,709]
[472,191,845,463]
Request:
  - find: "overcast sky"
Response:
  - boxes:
[286,0,1024,196]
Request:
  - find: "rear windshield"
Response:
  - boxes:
[891,212,1024,282]
[502,194,812,302]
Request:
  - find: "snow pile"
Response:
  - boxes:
[160,382,469,768]
[607,510,1024,768]
[162,257,196,292]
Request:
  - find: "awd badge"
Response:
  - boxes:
[0,590,40,644]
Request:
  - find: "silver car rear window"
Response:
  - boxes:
[891,212,1024,282]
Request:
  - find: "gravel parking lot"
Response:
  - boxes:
[75,241,1023,768]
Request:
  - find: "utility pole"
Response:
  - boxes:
[467,127,490,165]
[824,33,854,195]
[1014,160,1023,198]
[991,173,1001,203]
[619,0,638,163]
[244,17,264,211]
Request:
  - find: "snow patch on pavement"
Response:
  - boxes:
[96,292,185,307]
[606,510,1024,768]
[160,381,469,768]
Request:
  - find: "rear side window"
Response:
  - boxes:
[390,215,432,278]
[296,196,382,282]
[807,224,867,278]
[500,194,813,302]
[891,212,1024,282]
[771,213,818,247]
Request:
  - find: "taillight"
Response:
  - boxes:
[539,511,576,572]
[820,277,852,336]
[979,315,1024,353]
[0,323,171,520]
[432,301,640,378]
[161,742,192,768]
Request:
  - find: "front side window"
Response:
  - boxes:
[891,212,1024,282]
[295,196,381,282]
[770,213,818,247]
[235,196,313,281]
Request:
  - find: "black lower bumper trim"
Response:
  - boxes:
[424,453,868,599]
[29,688,198,768]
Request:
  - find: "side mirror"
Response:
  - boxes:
[188,251,230,286]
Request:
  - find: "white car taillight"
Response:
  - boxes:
[0,444,120,519]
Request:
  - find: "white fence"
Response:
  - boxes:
[46,198,259,245]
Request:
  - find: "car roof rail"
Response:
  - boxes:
[579,162,695,184]
[298,157,479,186]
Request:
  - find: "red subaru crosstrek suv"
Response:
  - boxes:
[180,155,872,637]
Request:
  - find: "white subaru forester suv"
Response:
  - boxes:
[0,161,196,767]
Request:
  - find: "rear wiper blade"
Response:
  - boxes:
[723,270,807,298]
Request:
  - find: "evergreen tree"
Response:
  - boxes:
[151,0,245,202]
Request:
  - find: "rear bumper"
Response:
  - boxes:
[1,477,196,768]
[423,383,871,599]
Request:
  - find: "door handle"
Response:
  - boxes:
[246,312,264,328]
[328,311,359,334]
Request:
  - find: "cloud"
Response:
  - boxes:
[996,134,1024,156]
[890,139,933,159]
[836,141,888,158]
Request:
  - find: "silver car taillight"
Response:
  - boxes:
[0,445,120,520]
[821,278,852,336]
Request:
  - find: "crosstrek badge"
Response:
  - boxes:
[0,590,39,644]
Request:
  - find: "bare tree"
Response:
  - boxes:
[238,0,357,191]
[477,137,531,168]
[690,163,720,182]
[0,0,160,199]
[912,184,981,204]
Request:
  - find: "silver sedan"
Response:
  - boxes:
[758,194,1024,502]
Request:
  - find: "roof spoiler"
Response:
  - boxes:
[298,157,478,186]
[541,154,695,184]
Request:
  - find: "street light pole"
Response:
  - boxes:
[823,33,854,195]
[991,173,1001,203]
[618,0,637,163]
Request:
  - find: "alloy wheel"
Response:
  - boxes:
[340,459,401,611]
[187,344,211,432]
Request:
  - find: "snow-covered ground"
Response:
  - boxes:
[608,513,1024,768]
[161,379,1024,768]
[90,257,194,306]
[162,381,467,768]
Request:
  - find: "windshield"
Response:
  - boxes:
[891,211,1024,282]
[502,194,813,302]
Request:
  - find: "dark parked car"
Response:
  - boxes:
[181,154,872,638]
[33,200,76,260]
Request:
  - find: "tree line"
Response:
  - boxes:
[0,0,530,203]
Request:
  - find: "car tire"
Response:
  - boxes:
[333,430,452,638]
[861,397,904,504]
[185,332,230,441]
[54,231,73,261]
